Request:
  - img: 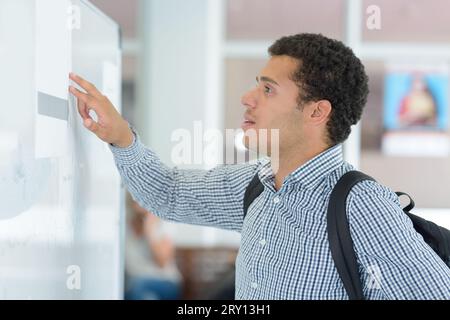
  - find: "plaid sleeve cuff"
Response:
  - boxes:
[109,126,147,167]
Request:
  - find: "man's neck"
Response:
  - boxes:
[272,142,329,191]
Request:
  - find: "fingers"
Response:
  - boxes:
[69,73,103,99]
[69,85,105,118]
[83,118,100,134]
[68,73,115,143]
[69,85,92,105]
[76,93,90,120]
[84,114,110,142]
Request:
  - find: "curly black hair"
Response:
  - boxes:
[268,33,369,146]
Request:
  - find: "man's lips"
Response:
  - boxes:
[244,114,256,122]
[241,119,256,129]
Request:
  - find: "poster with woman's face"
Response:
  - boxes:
[384,64,448,131]
[382,63,449,157]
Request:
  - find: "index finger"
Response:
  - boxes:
[69,73,103,99]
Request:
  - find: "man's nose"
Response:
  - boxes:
[241,88,257,109]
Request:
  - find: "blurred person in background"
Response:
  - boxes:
[125,193,182,300]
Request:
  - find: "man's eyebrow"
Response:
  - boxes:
[256,76,280,86]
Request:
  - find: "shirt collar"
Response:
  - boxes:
[258,144,344,190]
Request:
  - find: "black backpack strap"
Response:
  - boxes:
[243,174,264,219]
[327,170,376,300]
[395,191,415,212]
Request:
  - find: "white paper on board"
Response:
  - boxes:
[35,0,72,159]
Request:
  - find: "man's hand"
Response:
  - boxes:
[69,73,133,148]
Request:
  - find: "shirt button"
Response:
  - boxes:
[273,196,280,204]
[251,282,258,289]
[259,239,266,246]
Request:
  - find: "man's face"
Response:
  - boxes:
[240,55,304,155]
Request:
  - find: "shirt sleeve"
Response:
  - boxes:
[109,128,259,232]
[347,181,450,300]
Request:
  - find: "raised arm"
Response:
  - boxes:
[109,131,258,231]
[69,73,259,232]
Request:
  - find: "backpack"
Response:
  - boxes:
[243,170,450,300]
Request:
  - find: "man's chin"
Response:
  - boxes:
[243,128,278,156]
[243,139,272,157]
[242,130,258,150]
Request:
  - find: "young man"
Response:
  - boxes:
[69,33,450,299]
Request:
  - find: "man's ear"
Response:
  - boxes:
[309,100,332,125]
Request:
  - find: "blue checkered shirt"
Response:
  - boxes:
[110,131,450,300]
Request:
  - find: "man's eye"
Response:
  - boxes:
[264,86,272,94]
